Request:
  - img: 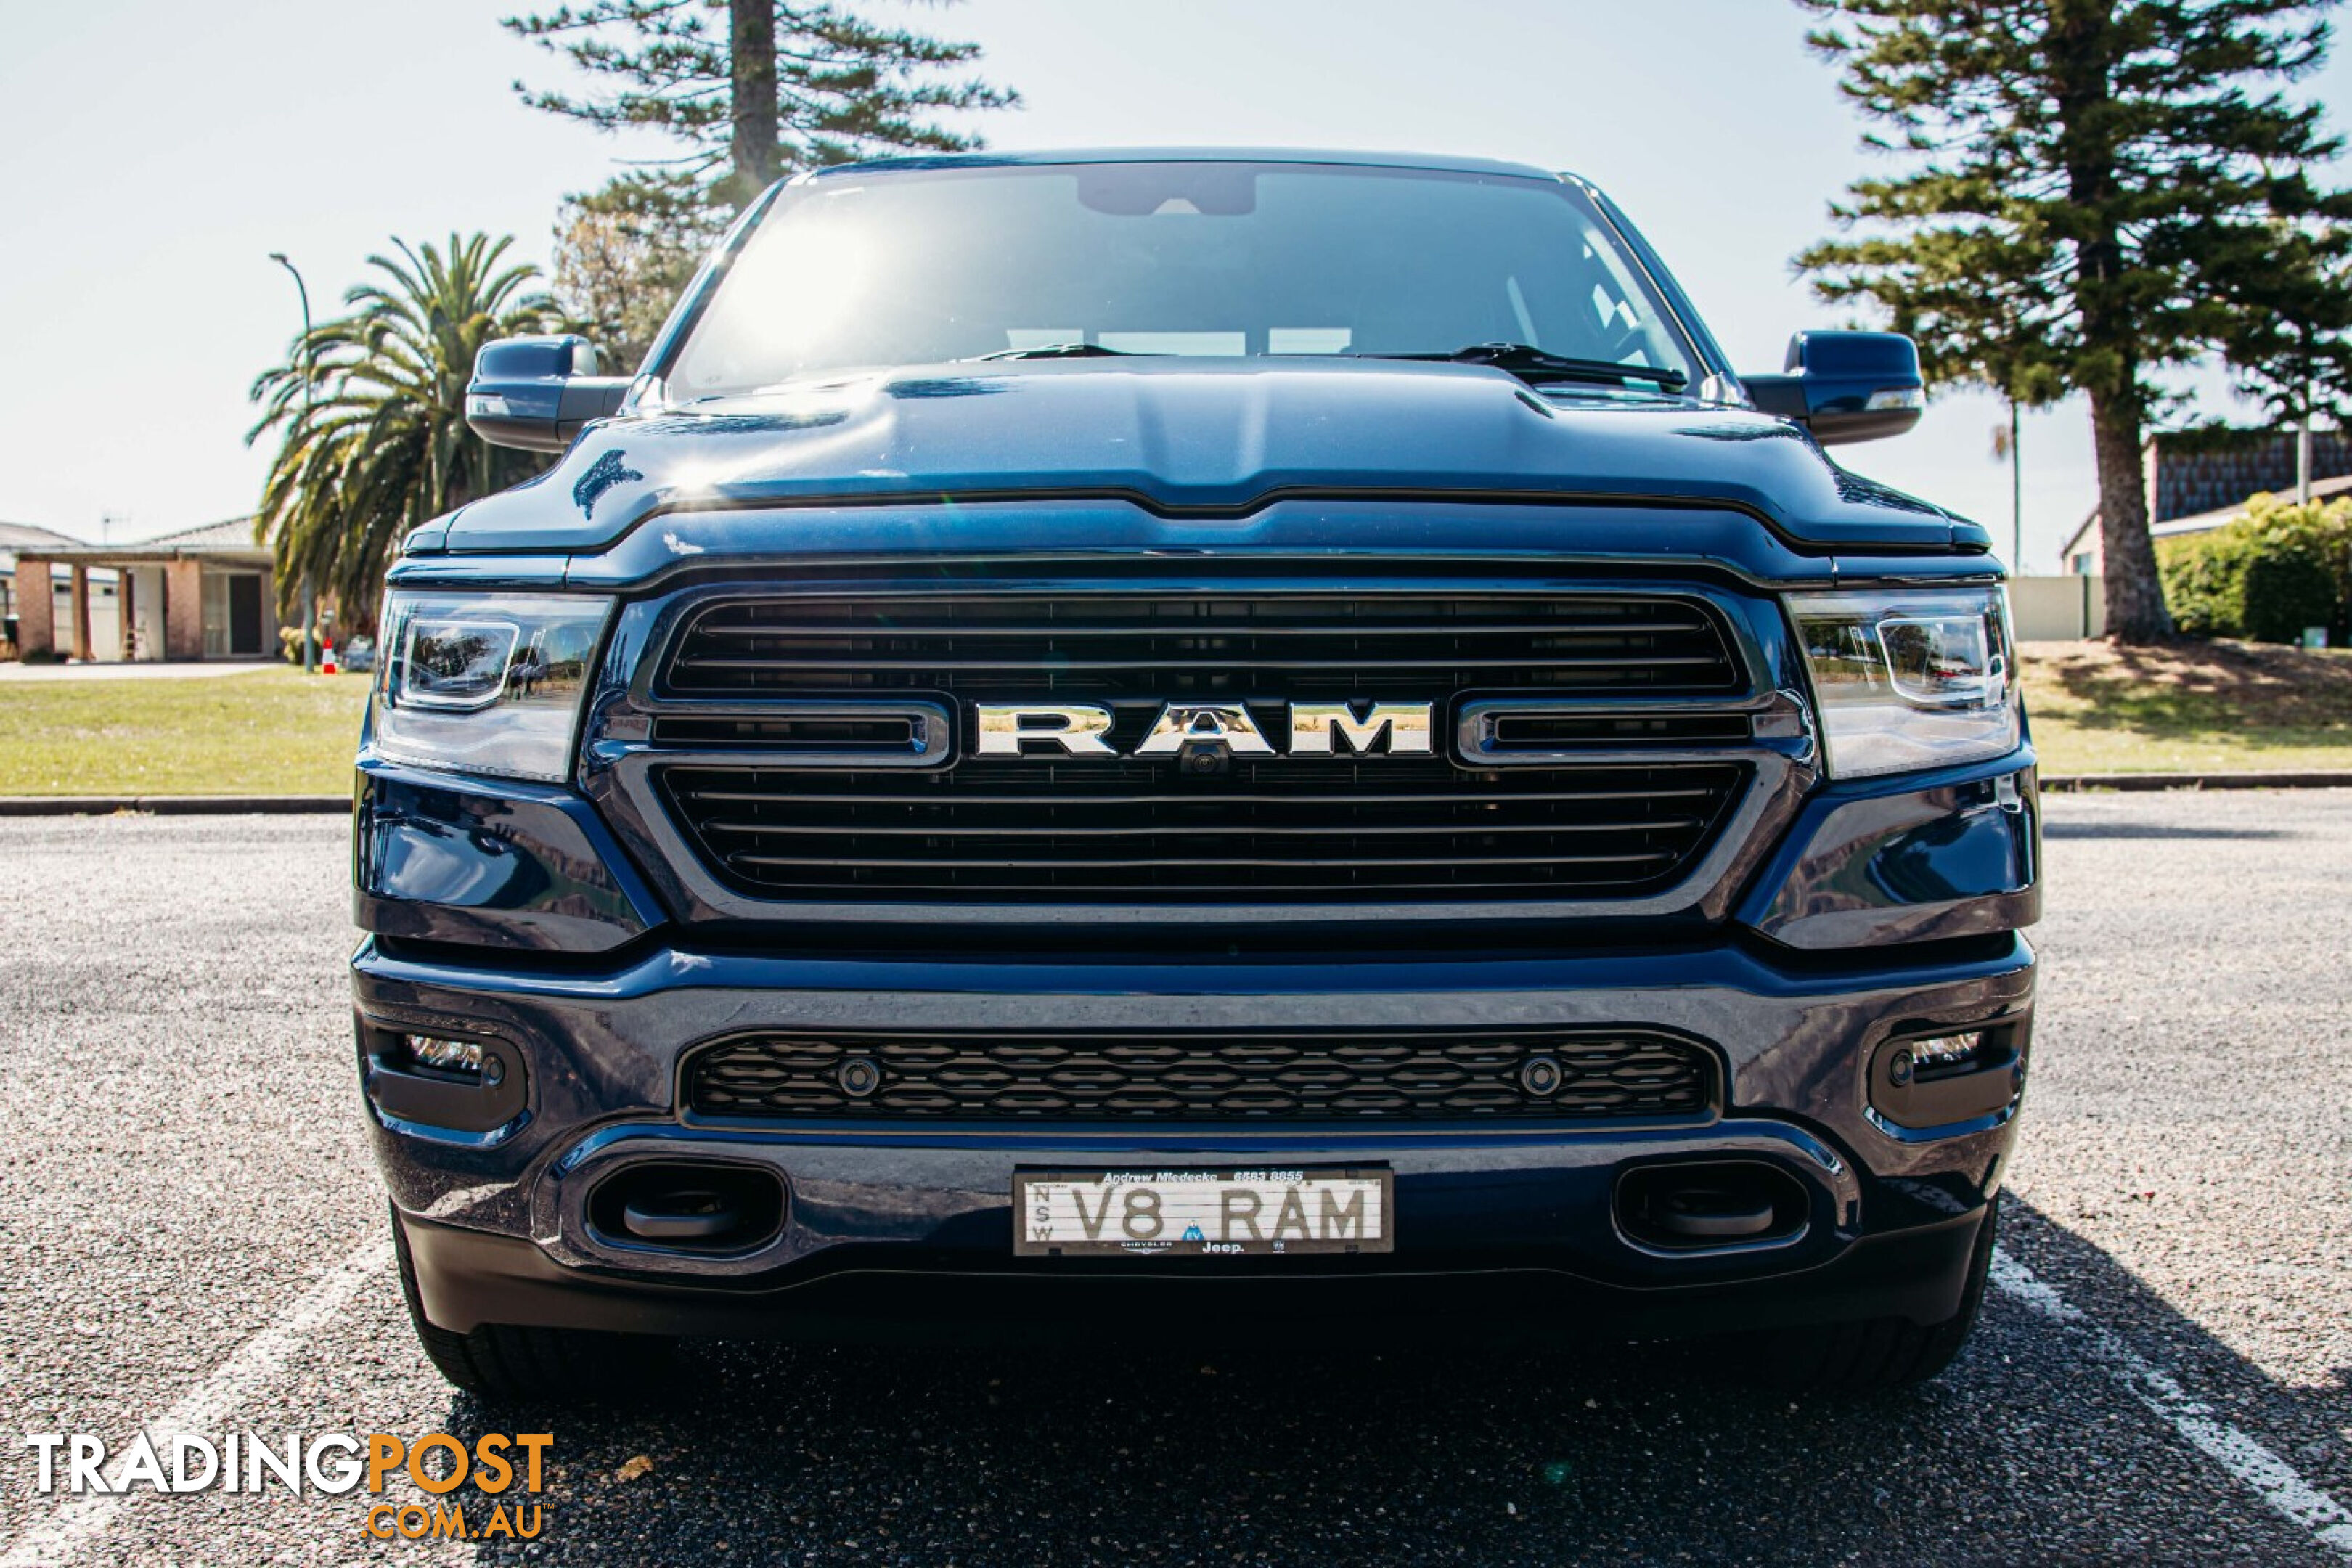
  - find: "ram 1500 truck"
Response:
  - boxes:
[354,150,2039,1402]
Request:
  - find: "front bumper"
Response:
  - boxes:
[355,528,2046,1342]
[395,1202,1997,1345]
[356,926,2034,1339]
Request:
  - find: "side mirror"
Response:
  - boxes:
[465,335,632,452]
[1742,331,1925,445]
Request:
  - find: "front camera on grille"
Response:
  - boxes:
[836,1057,883,1098]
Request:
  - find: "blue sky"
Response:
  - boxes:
[3,0,2345,568]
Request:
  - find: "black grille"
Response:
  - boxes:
[661,591,1745,701]
[661,758,1747,899]
[687,1030,1717,1122]
[650,587,1753,904]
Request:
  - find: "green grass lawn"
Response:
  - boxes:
[3,639,2348,795]
[0,665,369,796]
[2019,639,2352,774]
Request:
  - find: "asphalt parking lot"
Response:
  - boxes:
[1,791,2348,1566]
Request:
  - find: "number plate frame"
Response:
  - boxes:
[1012,1166,1394,1257]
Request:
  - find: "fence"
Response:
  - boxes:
[2011,575,2106,640]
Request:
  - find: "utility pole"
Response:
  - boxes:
[2298,379,2315,505]
[2009,401,2024,571]
[1992,402,2025,570]
[269,252,318,673]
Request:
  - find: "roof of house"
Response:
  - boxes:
[31,517,272,565]
[125,518,268,550]
[0,521,84,553]
[2061,471,2352,560]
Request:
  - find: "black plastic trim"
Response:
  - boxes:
[396,1204,1992,1342]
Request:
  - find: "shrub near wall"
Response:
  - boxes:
[2158,494,2352,643]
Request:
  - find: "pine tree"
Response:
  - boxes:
[1795,0,2352,642]
[510,1,1017,369]
[505,1,1017,209]
[2216,216,2352,482]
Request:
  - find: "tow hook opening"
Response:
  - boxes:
[589,1163,787,1255]
[1616,1159,1809,1251]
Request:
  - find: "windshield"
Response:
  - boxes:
[665,161,1702,398]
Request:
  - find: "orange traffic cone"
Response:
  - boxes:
[321,640,338,676]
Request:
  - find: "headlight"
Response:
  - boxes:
[1786,587,2019,778]
[367,592,613,783]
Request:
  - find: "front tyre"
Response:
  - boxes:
[1749,1191,2001,1394]
[390,1206,677,1403]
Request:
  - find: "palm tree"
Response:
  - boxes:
[248,234,561,630]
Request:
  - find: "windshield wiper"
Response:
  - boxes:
[1359,342,1687,391]
[968,343,1141,361]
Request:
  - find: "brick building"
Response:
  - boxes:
[9,518,287,662]
[2061,428,2352,573]
[1,521,85,645]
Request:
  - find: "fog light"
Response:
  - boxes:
[406,1034,501,1084]
[1906,1032,1984,1079]
[1870,1027,2019,1133]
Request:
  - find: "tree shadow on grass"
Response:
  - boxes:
[2039,640,2352,749]
[416,1197,2346,1567]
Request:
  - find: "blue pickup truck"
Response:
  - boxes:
[352,150,2038,1401]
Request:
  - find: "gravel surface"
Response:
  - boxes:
[0,794,2346,1566]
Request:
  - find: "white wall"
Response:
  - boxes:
[2013,575,2107,641]
[50,577,121,661]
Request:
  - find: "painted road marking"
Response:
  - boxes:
[4,1233,2345,1563]
[1991,1246,2352,1561]
[0,1236,393,1568]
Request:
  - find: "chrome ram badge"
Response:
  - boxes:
[973,701,1435,759]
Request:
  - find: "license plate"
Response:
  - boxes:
[1013,1167,1392,1257]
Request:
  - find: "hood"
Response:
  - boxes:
[418,358,1980,555]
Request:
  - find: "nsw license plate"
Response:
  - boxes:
[1013,1167,1392,1257]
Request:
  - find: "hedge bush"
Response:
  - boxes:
[2158,494,2352,643]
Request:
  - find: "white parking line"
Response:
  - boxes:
[5,1236,2344,1563]
[0,1236,392,1568]
[1991,1246,2352,1562]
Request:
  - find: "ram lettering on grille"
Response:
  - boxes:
[648,587,1755,902]
[971,701,1436,758]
